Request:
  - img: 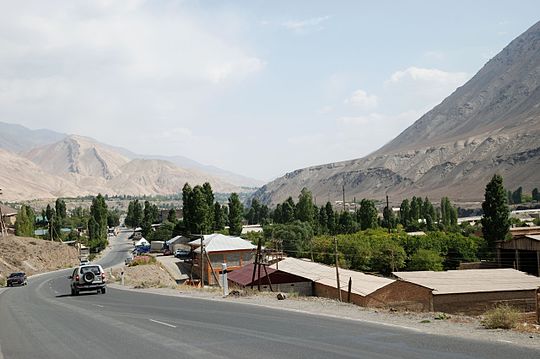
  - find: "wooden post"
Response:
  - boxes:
[334,237,342,302]
[205,250,221,288]
[251,237,262,290]
[537,250,540,277]
[200,236,205,287]
[347,277,352,303]
[386,195,391,234]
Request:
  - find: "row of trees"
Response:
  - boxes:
[123,182,245,238]
[181,183,244,236]
[398,196,457,231]
[507,186,540,204]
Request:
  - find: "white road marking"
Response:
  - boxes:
[497,340,513,344]
[149,319,177,328]
[93,304,105,308]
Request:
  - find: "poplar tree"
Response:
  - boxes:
[228,193,244,236]
[481,174,510,253]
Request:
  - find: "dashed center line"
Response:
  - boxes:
[149,319,177,328]
[93,304,105,308]
[497,340,513,344]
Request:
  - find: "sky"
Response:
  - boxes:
[0,1,538,181]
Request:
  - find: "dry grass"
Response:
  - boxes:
[481,304,521,329]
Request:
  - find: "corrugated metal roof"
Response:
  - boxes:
[525,235,540,242]
[393,269,540,295]
[227,264,278,286]
[0,204,17,216]
[269,257,394,296]
[189,234,257,253]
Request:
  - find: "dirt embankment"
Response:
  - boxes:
[110,263,177,289]
[0,235,79,282]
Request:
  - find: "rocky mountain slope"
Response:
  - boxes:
[0,135,240,201]
[254,21,540,206]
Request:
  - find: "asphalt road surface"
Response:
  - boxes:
[1,234,539,359]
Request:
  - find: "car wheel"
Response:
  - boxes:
[101,288,106,294]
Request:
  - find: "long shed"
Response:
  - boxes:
[386,269,540,315]
[268,258,395,305]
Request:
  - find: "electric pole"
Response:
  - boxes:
[334,236,342,302]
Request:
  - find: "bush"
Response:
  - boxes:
[482,304,521,329]
[0,276,5,287]
[408,249,444,271]
[130,255,157,266]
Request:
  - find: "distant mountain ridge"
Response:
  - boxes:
[0,122,65,153]
[0,122,262,200]
[253,20,540,206]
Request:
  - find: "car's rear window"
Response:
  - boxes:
[80,266,101,275]
[9,272,25,278]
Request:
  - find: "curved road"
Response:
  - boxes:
[1,235,539,359]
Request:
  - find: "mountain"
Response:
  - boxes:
[0,121,65,153]
[0,148,86,200]
[0,135,241,200]
[254,21,540,207]
[126,154,263,188]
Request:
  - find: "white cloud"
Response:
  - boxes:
[344,89,378,109]
[282,15,331,32]
[388,67,468,85]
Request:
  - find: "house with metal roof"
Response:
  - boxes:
[498,228,540,276]
[264,257,395,306]
[379,269,540,314]
[188,234,257,285]
[0,203,17,226]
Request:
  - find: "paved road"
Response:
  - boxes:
[1,235,539,359]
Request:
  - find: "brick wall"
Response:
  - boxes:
[366,280,432,311]
[433,290,538,315]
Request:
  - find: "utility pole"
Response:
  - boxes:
[334,236,342,302]
[0,188,6,238]
[342,178,346,213]
[200,235,205,287]
[386,195,391,234]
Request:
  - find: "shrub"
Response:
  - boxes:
[130,255,157,266]
[408,249,444,271]
[0,276,5,287]
[482,304,520,329]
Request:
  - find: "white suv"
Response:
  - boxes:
[69,264,106,296]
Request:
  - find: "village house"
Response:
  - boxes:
[189,233,257,285]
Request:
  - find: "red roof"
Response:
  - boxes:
[227,264,277,286]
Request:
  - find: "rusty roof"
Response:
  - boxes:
[393,268,540,295]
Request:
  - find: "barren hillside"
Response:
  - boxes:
[0,236,79,283]
[254,21,540,206]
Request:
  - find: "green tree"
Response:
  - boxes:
[15,205,35,237]
[55,198,67,224]
[228,193,244,236]
[182,183,193,233]
[125,201,135,227]
[90,193,108,241]
[281,197,295,223]
[325,202,335,234]
[107,209,120,228]
[190,186,211,234]
[357,199,378,230]
[481,174,510,254]
[532,188,539,201]
[132,200,143,228]
[511,187,523,204]
[296,188,314,223]
[167,208,177,223]
[399,199,410,228]
[213,202,226,230]
[408,249,444,271]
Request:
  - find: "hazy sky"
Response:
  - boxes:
[1,1,538,181]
